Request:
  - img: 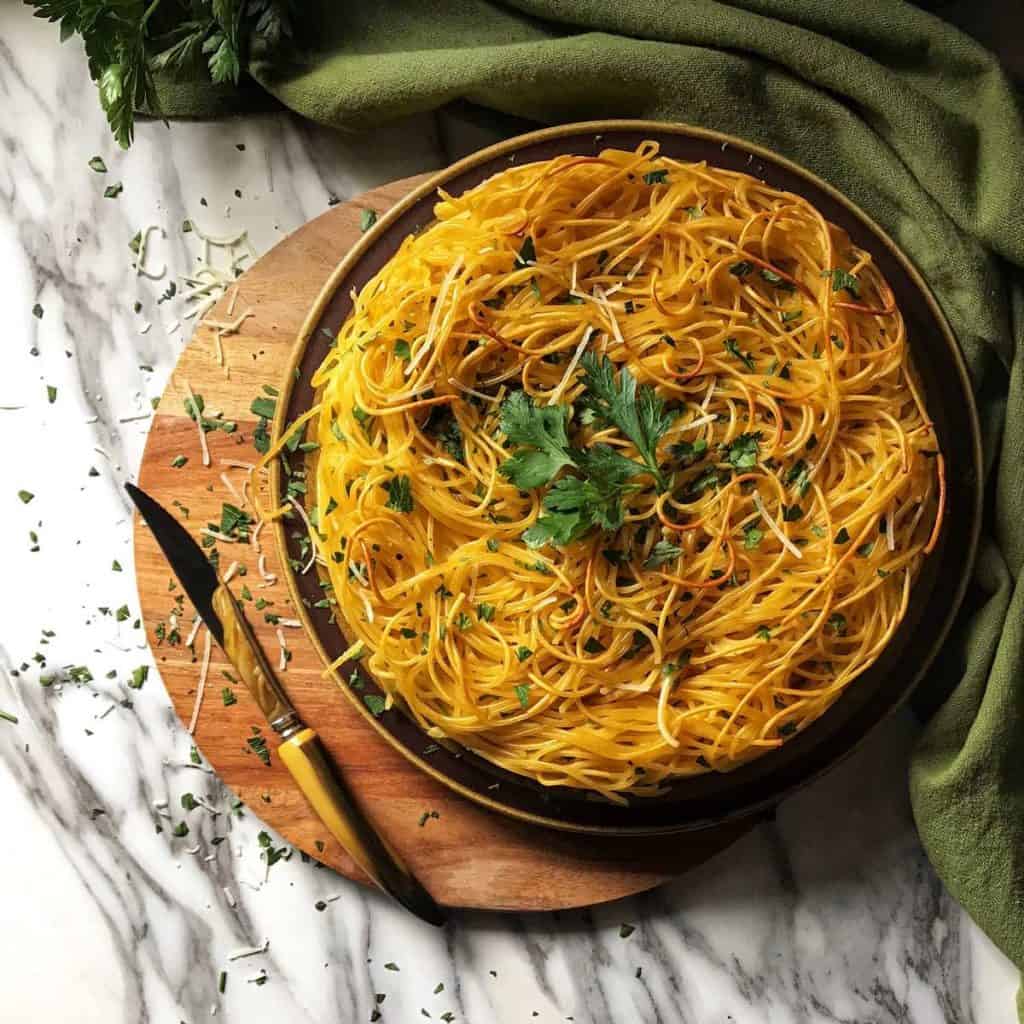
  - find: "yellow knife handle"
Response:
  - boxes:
[278,727,446,926]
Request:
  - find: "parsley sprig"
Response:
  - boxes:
[28,1,295,148]
[500,359,678,549]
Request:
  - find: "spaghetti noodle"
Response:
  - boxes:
[282,143,944,799]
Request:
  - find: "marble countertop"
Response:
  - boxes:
[0,8,1017,1023]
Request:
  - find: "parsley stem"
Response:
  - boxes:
[142,0,164,25]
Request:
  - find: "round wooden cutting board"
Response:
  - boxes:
[133,173,753,911]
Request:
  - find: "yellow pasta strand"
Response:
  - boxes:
[290,143,943,799]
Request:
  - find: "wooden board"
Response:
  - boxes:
[133,174,752,911]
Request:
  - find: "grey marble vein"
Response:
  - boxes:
[0,6,1017,1024]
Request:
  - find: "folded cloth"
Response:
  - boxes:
[154,1,1024,1013]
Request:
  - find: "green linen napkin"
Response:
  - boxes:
[153,0,1024,1012]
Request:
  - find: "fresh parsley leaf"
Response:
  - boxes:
[514,646,533,663]
[383,475,413,513]
[477,603,496,622]
[823,267,861,298]
[755,625,771,641]
[644,540,682,569]
[723,337,755,372]
[394,340,411,360]
[743,523,763,549]
[514,682,531,707]
[523,444,645,549]
[643,169,669,185]
[497,391,573,489]
[580,354,673,490]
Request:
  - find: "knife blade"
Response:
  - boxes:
[126,482,445,926]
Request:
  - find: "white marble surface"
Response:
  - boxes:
[0,8,1018,1024]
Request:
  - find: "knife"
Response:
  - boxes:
[126,482,445,926]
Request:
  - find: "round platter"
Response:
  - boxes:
[134,171,756,912]
[272,121,983,835]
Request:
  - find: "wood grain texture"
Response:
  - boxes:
[133,174,751,911]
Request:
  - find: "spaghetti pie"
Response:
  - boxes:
[277,143,944,799]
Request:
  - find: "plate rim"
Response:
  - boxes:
[270,118,983,834]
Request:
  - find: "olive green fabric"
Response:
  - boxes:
[152,1,1024,1012]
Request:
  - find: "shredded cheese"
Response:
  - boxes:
[184,379,211,467]
[753,492,804,560]
[187,629,212,734]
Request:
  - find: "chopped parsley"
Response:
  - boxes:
[394,340,411,360]
[17,490,34,504]
[723,337,755,372]
[834,527,850,545]
[724,431,760,470]
[822,267,861,299]
[250,395,276,420]
[743,523,763,549]
[644,540,682,569]
[359,208,378,232]
[826,613,848,636]
[477,603,496,622]
[642,169,669,185]
[514,682,531,707]
[222,686,237,706]
[103,181,123,198]
[247,734,271,766]
[514,646,533,663]
[383,475,414,513]
[729,261,753,278]
[786,459,811,497]
[88,155,107,173]
[669,437,708,467]
[760,267,794,291]
[364,694,386,717]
